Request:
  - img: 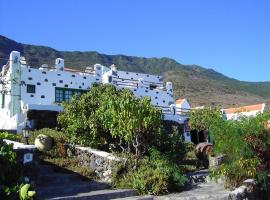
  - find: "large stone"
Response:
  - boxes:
[34,134,53,151]
[229,185,247,200]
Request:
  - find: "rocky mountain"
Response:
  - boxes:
[0,35,269,108]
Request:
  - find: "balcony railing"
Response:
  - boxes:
[155,105,191,116]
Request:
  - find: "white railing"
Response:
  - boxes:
[155,105,191,116]
[114,77,165,91]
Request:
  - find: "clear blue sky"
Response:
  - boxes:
[0,0,269,81]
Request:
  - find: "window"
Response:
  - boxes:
[55,88,64,103]
[27,84,36,93]
[1,94,5,108]
[64,90,72,102]
[55,87,85,103]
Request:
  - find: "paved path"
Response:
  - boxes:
[155,182,230,200]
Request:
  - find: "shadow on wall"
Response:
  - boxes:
[27,110,59,130]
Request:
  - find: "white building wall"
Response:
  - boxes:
[176,99,190,110]
[226,110,263,120]
[0,51,188,133]
[20,67,100,106]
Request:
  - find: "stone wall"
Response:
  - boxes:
[70,146,122,182]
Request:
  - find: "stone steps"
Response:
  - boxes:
[37,173,82,186]
[48,189,139,200]
[37,181,110,198]
[37,164,54,173]
[35,163,147,200]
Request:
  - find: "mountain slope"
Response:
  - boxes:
[0,35,269,107]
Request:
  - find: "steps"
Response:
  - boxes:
[49,189,140,200]
[35,163,153,200]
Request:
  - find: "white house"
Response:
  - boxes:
[175,98,191,114]
[0,51,189,137]
[222,103,266,120]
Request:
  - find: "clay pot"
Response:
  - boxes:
[34,134,53,151]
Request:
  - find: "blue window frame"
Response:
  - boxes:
[55,87,85,103]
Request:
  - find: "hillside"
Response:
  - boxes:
[0,35,269,107]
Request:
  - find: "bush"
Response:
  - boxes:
[210,110,270,196]
[0,140,23,198]
[0,132,21,141]
[19,184,35,200]
[112,148,187,195]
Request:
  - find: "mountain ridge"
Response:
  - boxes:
[0,35,269,107]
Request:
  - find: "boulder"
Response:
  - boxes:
[34,134,53,151]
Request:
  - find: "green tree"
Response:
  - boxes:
[58,84,162,156]
[96,88,162,156]
[57,83,111,148]
[188,107,223,142]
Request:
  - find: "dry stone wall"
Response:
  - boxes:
[69,146,122,182]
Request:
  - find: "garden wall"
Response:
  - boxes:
[70,146,122,182]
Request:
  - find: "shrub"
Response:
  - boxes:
[210,110,270,196]
[0,132,21,141]
[0,140,23,198]
[112,148,187,195]
[19,184,35,200]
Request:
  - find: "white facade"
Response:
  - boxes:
[222,103,266,120]
[175,98,191,114]
[0,51,188,135]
